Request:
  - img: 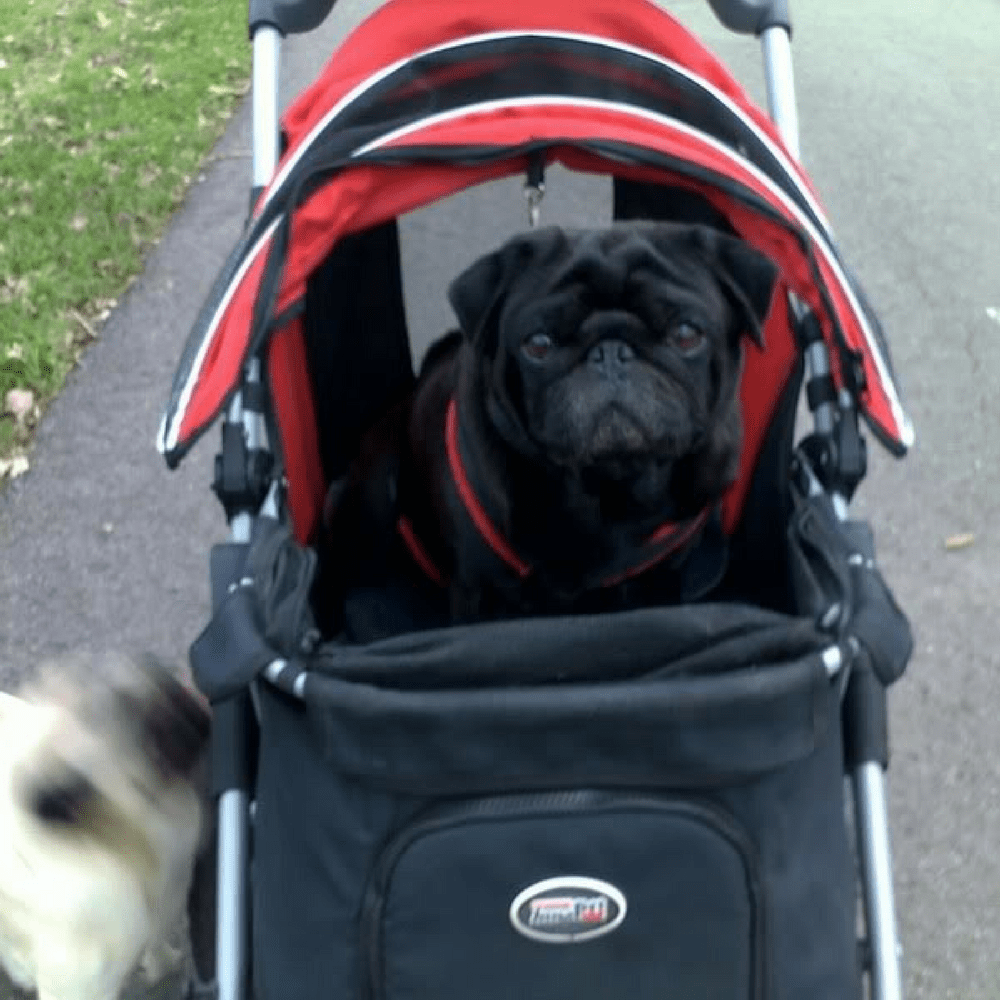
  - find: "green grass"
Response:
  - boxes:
[0,0,251,463]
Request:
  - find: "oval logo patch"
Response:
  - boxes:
[509,876,627,943]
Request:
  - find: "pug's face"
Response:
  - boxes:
[449,223,778,507]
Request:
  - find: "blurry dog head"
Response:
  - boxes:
[14,651,210,827]
[449,222,778,513]
[0,651,211,999]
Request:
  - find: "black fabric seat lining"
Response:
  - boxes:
[303,220,415,484]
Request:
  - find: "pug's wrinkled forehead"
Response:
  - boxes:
[541,225,719,298]
[509,227,733,347]
[448,222,778,354]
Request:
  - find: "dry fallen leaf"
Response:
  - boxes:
[4,388,34,424]
[0,275,30,303]
[944,533,975,551]
[208,82,249,97]
[68,308,98,342]
[0,455,29,480]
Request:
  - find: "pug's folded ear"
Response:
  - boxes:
[447,230,558,350]
[448,251,503,346]
[686,225,780,349]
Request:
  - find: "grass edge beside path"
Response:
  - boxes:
[0,0,253,480]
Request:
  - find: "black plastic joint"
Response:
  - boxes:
[843,657,889,770]
[707,0,791,37]
[217,422,248,493]
[792,304,824,348]
[806,375,838,411]
[241,379,268,414]
[756,0,791,35]
[247,15,280,41]
[835,413,868,494]
[847,348,868,392]
[797,433,837,487]
[212,422,274,522]
[249,0,336,37]
[796,418,867,501]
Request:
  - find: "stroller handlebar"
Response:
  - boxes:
[249,0,336,37]
[707,0,791,36]
[249,0,791,40]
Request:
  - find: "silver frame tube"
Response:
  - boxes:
[759,23,903,999]
[214,26,283,1000]
[854,763,904,1000]
[252,26,282,189]
[216,789,251,1000]
[759,26,800,160]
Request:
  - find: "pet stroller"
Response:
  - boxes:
[159,0,916,998]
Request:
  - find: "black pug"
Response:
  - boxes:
[319,221,779,636]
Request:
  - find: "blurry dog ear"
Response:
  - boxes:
[687,226,779,349]
[130,655,211,779]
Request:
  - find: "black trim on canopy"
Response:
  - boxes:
[251,33,827,250]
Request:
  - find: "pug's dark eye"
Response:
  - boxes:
[671,321,706,354]
[522,331,554,360]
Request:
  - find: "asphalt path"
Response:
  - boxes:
[1,1,998,998]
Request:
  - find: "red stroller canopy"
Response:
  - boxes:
[160,0,912,543]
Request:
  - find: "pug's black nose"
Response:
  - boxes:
[587,339,635,368]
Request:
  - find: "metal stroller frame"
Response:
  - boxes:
[204,2,906,998]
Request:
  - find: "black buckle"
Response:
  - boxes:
[834,406,868,495]
[795,414,867,502]
[212,420,274,522]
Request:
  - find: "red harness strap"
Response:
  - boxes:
[443,398,532,579]
[396,515,448,587]
[598,507,710,588]
[397,397,710,589]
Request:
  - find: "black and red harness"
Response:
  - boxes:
[396,398,714,593]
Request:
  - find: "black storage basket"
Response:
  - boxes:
[249,603,860,1000]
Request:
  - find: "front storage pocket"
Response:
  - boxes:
[362,791,763,1000]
